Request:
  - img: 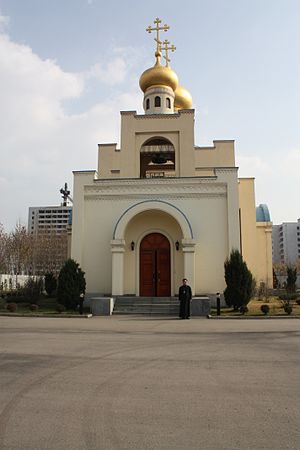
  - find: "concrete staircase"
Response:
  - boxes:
[113,296,180,315]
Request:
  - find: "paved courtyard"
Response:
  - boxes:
[0,316,299,450]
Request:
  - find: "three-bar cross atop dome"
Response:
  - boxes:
[139,18,193,114]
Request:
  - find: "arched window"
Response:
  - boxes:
[146,98,150,110]
[154,96,161,107]
[166,97,171,108]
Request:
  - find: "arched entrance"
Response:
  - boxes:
[111,200,195,296]
[140,233,171,296]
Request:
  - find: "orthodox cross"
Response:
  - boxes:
[161,39,176,67]
[60,182,70,207]
[146,17,170,54]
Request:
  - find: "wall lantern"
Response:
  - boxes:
[131,241,135,251]
[175,240,180,251]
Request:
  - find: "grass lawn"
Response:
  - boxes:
[211,296,300,317]
[1,295,299,318]
[0,297,86,316]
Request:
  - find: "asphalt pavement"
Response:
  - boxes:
[0,316,299,450]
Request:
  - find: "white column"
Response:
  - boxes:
[111,239,125,296]
[182,239,196,295]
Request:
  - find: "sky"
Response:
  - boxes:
[0,0,299,231]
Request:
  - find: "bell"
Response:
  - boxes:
[151,154,167,164]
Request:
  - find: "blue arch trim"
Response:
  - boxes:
[113,199,193,239]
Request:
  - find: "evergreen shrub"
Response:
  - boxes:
[7,302,17,312]
[56,304,66,313]
[57,259,86,310]
[44,272,57,297]
[261,304,270,315]
[29,304,39,312]
[239,305,249,315]
[224,250,254,310]
[284,305,293,315]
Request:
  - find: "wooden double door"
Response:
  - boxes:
[140,233,171,297]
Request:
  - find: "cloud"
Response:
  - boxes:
[85,57,127,85]
[0,29,142,230]
[236,154,272,177]
[237,151,300,224]
[0,12,9,32]
[237,149,300,179]
[0,33,84,142]
[279,148,300,176]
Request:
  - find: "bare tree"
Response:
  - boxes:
[273,262,287,276]
[1,222,68,278]
[6,223,32,280]
[0,223,9,273]
[31,230,68,276]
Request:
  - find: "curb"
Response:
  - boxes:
[207,315,300,319]
[0,313,93,318]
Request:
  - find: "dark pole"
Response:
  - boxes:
[216,292,221,316]
[60,182,70,207]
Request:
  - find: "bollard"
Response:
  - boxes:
[216,292,221,316]
[79,293,84,315]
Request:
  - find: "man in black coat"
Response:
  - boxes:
[178,278,192,319]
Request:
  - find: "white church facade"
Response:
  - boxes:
[71,19,272,299]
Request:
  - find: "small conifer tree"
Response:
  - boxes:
[286,266,297,293]
[224,249,254,310]
[273,268,279,289]
[22,277,43,303]
[44,272,57,297]
[57,259,86,310]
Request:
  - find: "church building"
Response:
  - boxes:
[71,19,272,301]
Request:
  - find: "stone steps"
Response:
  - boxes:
[113,296,180,315]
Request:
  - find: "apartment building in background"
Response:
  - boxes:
[28,205,72,274]
[28,206,72,234]
[272,219,300,266]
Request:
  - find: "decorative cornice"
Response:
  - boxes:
[120,111,136,115]
[178,109,195,114]
[134,113,181,119]
[72,170,97,175]
[98,143,117,147]
[133,109,195,120]
[95,178,221,187]
[85,193,226,201]
[215,167,238,173]
[84,179,227,201]
[92,177,218,186]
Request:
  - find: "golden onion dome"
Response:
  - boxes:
[174,85,193,110]
[139,54,179,93]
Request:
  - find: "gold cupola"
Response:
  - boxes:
[174,85,193,110]
[139,51,179,93]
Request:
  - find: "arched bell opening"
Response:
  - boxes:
[154,96,161,107]
[140,137,175,178]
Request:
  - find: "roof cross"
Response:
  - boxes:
[60,182,70,207]
[161,39,176,67]
[146,17,170,55]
